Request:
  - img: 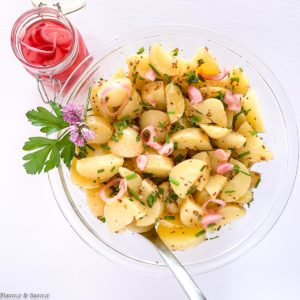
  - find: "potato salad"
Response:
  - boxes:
[70,43,273,251]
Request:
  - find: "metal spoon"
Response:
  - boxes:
[140,226,207,300]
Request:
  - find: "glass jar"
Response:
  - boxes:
[11,7,90,102]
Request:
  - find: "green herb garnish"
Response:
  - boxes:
[101,144,110,150]
[197,59,205,66]
[147,191,159,208]
[200,165,206,172]
[137,47,145,54]
[125,173,138,180]
[164,215,175,220]
[148,63,161,76]
[98,216,106,223]
[233,164,250,176]
[97,169,105,174]
[186,185,197,195]
[225,190,235,194]
[165,133,170,144]
[251,130,258,136]
[254,178,261,188]
[237,151,250,158]
[230,77,240,84]
[169,177,180,186]
[110,166,116,172]
[195,230,206,237]
[171,48,179,56]
[163,74,171,83]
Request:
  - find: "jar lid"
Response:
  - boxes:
[31,0,86,14]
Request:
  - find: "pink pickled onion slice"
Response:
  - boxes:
[215,149,230,161]
[19,39,56,54]
[100,83,131,117]
[158,141,174,156]
[224,90,242,112]
[145,68,157,81]
[199,68,229,81]
[187,85,203,104]
[201,214,223,228]
[141,126,162,151]
[202,199,226,215]
[136,155,148,171]
[216,162,233,175]
[146,95,157,107]
[40,24,72,46]
[99,178,127,203]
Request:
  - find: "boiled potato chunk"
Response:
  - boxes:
[250,171,261,189]
[85,116,113,144]
[109,127,144,158]
[228,67,249,95]
[192,47,220,75]
[149,42,178,76]
[193,188,211,205]
[136,179,163,226]
[159,215,184,228]
[184,98,212,124]
[236,190,253,204]
[85,186,105,218]
[127,222,154,233]
[118,89,143,119]
[180,196,203,227]
[192,152,211,191]
[111,66,126,79]
[127,54,150,89]
[214,132,246,149]
[119,167,142,195]
[205,174,227,198]
[241,89,265,132]
[175,58,197,92]
[104,196,146,232]
[165,82,185,123]
[169,159,205,197]
[143,155,174,178]
[200,124,231,139]
[217,204,246,227]
[139,110,170,142]
[70,159,102,189]
[98,78,132,108]
[76,154,124,180]
[234,112,247,130]
[157,224,206,251]
[219,158,251,202]
[141,81,167,111]
[193,98,227,127]
[170,128,212,151]
[200,86,227,99]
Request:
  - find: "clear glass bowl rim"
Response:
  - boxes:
[49,24,299,275]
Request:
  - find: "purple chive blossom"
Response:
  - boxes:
[81,127,96,141]
[68,125,95,147]
[62,102,85,125]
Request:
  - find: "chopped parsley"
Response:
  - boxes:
[171,122,181,133]
[186,70,200,83]
[159,121,166,129]
[209,236,219,240]
[169,177,180,186]
[190,116,201,126]
[137,47,144,54]
[111,135,119,142]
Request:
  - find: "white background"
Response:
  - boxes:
[0,0,299,299]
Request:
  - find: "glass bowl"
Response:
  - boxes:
[48,25,299,274]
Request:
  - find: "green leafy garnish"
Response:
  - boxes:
[171,48,179,56]
[254,178,261,188]
[195,230,206,237]
[98,216,106,223]
[125,173,138,181]
[225,190,235,194]
[97,169,105,174]
[147,191,159,208]
[169,177,179,186]
[164,215,175,220]
[233,165,250,176]
[237,151,250,158]
[163,74,171,83]
[148,63,161,76]
[137,47,145,54]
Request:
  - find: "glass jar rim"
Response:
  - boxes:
[10,7,79,75]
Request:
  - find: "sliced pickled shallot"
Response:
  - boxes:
[141,126,162,151]
[158,141,174,156]
[224,90,242,112]
[202,199,226,215]
[136,155,148,171]
[216,162,233,175]
[100,83,131,117]
[144,68,157,81]
[199,68,229,81]
[215,149,230,161]
[187,85,203,104]
[40,24,72,46]
[19,38,56,54]
[201,213,223,228]
[99,178,127,203]
[145,95,157,107]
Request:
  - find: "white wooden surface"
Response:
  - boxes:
[0,0,299,299]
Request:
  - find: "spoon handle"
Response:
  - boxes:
[152,236,207,300]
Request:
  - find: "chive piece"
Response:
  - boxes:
[174,153,185,163]
[132,72,138,84]
[86,144,95,151]
[158,187,164,195]
[174,142,178,150]
[128,198,134,202]
[97,169,105,174]
[136,135,141,142]
[197,59,205,66]
[225,190,235,194]
[198,215,202,221]
[98,216,106,223]
[200,165,206,172]
[251,130,258,136]
[186,70,200,83]
[207,223,216,229]
[111,136,118,142]
[195,229,206,237]
[166,192,179,203]
[190,116,201,126]
[254,178,261,188]
[164,215,175,220]
[171,122,181,133]
[209,236,219,240]
[147,191,158,208]
[148,63,161,76]
[125,173,138,180]
[163,74,171,83]
[186,186,197,195]
[137,47,144,54]
[129,188,141,201]
[171,47,179,56]
[153,136,158,142]
[110,166,116,172]
[230,77,240,84]
[167,111,175,115]
[139,76,145,81]
[165,133,170,144]
[238,151,250,158]
[169,177,180,186]
[101,144,110,150]
[239,67,243,72]
[233,164,250,176]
